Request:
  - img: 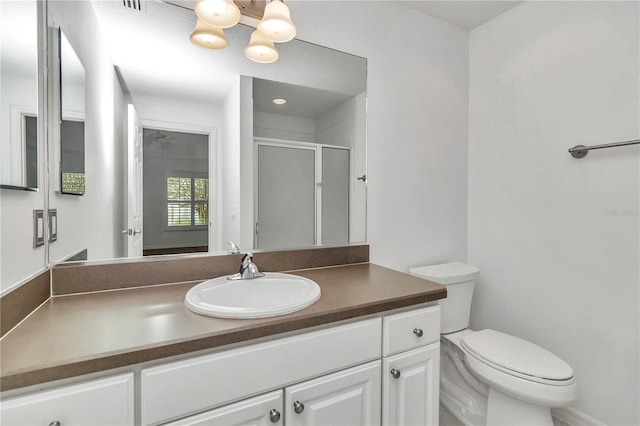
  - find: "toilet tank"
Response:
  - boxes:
[410,262,480,334]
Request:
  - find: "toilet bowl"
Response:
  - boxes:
[410,263,577,426]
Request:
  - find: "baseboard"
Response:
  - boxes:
[552,407,606,426]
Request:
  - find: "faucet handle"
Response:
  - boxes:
[242,252,253,261]
[228,241,241,254]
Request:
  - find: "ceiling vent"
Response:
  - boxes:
[122,0,144,12]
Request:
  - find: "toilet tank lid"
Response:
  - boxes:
[409,262,480,284]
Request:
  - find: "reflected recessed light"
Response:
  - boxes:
[272,98,287,105]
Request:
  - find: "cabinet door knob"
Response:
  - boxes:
[269,409,281,423]
[293,400,305,414]
[413,328,424,337]
[49,422,61,426]
[390,369,401,379]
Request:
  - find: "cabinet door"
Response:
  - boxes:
[0,373,134,426]
[285,360,381,426]
[382,343,440,426]
[164,390,283,426]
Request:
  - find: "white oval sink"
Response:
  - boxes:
[185,272,321,319]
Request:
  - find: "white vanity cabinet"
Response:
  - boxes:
[143,305,440,426]
[0,373,134,426]
[382,305,441,426]
[0,304,441,426]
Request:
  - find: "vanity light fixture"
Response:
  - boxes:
[189,0,296,64]
[272,98,287,105]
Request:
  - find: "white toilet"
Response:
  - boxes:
[410,262,576,426]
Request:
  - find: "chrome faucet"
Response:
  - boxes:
[227,243,265,280]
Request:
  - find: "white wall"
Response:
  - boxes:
[468,2,639,424]
[351,92,367,244]
[291,1,469,271]
[221,79,242,248]
[132,95,223,132]
[316,96,356,148]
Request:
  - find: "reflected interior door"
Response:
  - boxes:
[256,144,315,250]
[125,104,143,257]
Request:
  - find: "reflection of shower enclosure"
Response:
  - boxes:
[255,140,350,250]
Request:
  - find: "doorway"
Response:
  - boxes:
[139,125,217,256]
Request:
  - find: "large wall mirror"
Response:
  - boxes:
[42,0,366,269]
[0,0,47,294]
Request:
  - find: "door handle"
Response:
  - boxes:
[122,228,142,236]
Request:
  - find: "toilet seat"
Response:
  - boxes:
[461,329,574,385]
[458,329,577,407]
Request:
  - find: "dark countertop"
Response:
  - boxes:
[0,263,446,392]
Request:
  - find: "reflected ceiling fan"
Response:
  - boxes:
[143,129,176,148]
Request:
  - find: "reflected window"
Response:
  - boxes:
[167,177,208,227]
[24,115,38,188]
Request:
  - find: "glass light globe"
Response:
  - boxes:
[257,0,296,43]
[245,30,279,63]
[190,19,229,50]
[195,0,241,29]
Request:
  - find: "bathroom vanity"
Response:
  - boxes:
[0,262,446,425]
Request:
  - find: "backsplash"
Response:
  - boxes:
[1,269,50,337]
[50,245,369,295]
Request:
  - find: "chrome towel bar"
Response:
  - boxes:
[569,139,640,158]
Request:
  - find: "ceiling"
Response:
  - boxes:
[398,1,524,31]
[253,79,352,119]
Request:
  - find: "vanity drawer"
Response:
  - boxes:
[0,373,134,426]
[382,305,440,356]
[141,318,381,425]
